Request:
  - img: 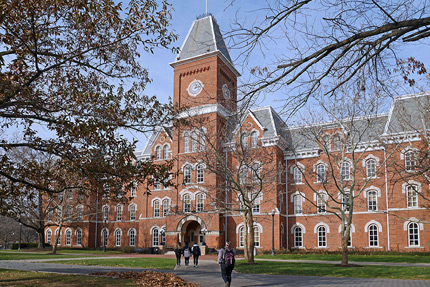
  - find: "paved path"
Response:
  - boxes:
[1,255,430,286]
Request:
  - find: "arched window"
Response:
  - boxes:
[293,194,302,214]
[239,166,248,184]
[405,151,416,171]
[163,145,169,160]
[129,204,136,221]
[196,164,204,183]
[293,166,302,184]
[333,135,341,151]
[368,224,378,247]
[102,228,108,247]
[129,229,136,247]
[252,192,260,213]
[130,181,137,197]
[46,229,52,244]
[76,205,83,221]
[155,146,161,160]
[317,193,326,214]
[366,159,376,178]
[322,135,331,151]
[184,165,191,184]
[184,132,190,152]
[239,226,245,247]
[341,161,350,180]
[199,131,206,151]
[76,229,82,246]
[191,131,198,152]
[152,228,159,246]
[154,200,160,217]
[65,229,72,245]
[254,226,260,247]
[196,193,204,212]
[342,193,350,212]
[251,163,260,182]
[241,134,248,150]
[316,164,326,183]
[161,230,166,245]
[116,205,122,221]
[183,194,191,213]
[162,199,170,217]
[115,229,121,247]
[408,222,419,247]
[317,226,326,247]
[294,227,303,247]
[368,190,377,211]
[103,206,109,220]
[250,131,258,148]
[407,185,418,208]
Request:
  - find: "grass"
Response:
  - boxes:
[257,252,430,263]
[0,269,135,286]
[44,258,177,270]
[235,261,430,280]
[0,253,85,261]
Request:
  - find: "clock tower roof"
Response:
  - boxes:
[171,14,239,76]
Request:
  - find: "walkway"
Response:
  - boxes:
[0,254,429,286]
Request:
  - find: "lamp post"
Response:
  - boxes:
[103,217,106,253]
[271,209,275,256]
[18,223,22,250]
[201,228,207,245]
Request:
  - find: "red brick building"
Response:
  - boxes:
[46,15,430,252]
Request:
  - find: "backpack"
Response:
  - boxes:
[224,248,235,266]
[192,245,200,256]
[183,248,190,257]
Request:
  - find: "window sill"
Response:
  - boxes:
[365,246,382,249]
[405,246,424,249]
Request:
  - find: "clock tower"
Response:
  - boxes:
[167,15,240,248]
[170,14,240,113]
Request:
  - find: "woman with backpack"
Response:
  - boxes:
[183,242,191,267]
[174,244,182,266]
[218,241,235,287]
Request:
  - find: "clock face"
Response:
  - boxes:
[187,79,203,97]
[222,83,230,100]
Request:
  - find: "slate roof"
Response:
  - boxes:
[384,92,430,134]
[174,15,234,66]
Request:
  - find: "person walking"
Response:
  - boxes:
[218,241,235,287]
[183,242,191,267]
[191,242,201,267]
[174,244,182,266]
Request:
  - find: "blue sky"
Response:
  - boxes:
[132,0,430,149]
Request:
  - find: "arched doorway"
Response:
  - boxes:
[176,215,206,246]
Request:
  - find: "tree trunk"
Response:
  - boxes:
[243,211,249,261]
[52,222,63,254]
[37,230,44,249]
[247,208,255,264]
[341,239,349,265]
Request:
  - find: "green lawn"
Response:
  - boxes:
[257,253,430,263]
[235,261,430,280]
[0,253,84,261]
[45,257,177,270]
[0,269,135,286]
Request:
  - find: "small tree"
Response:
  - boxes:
[289,86,396,265]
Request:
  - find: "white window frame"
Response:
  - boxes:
[341,161,351,180]
[241,133,248,150]
[366,159,376,178]
[129,204,136,221]
[191,131,198,152]
[154,200,160,218]
[65,229,72,246]
[155,146,161,160]
[199,131,206,151]
[367,190,377,211]
[294,227,303,247]
[115,229,122,247]
[196,193,204,212]
[163,145,169,160]
[317,193,326,214]
[184,165,191,184]
[196,164,204,183]
[250,131,258,148]
[184,132,190,152]
[316,164,326,183]
[183,194,191,213]
[405,151,416,171]
[293,194,302,215]
[408,222,420,247]
[130,181,137,197]
[407,185,418,208]
[254,226,260,247]
[152,228,159,246]
[129,229,136,247]
[116,205,122,221]
[46,229,52,244]
[293,166,302,184]
[76,229,82,246]
[368,224,378,247]
[162,199,170,217]
[317,226,327,247]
